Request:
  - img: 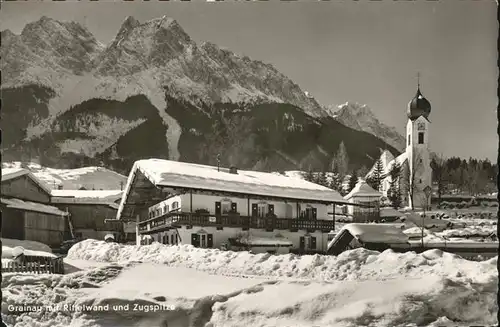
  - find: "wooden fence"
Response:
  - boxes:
[2,256,65,274]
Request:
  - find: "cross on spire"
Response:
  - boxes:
[417,72,421,90]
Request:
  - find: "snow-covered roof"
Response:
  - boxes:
[2,246,58,258]
[51,189,123,198]
[1,198,68,216]
[339,223,409,244]
[380,207,404,218]
[51,189,123,204]
[344,180,382,200]
[1,168,52,195]
[118,159,347,220]
[1,167,27,180]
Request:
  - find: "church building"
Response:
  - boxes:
[367,79,433,209]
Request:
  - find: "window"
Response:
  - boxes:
[165,205,170,213]
[172,202,179,210]
[301,205,317,220]
[221,199,232,214]
[191,233,213,248]
[408,135,410,146]
[418,132,424,144]
[419,179,422,184]
[419,158,423,163]
[300,235,317,250]
[257,203,268,217]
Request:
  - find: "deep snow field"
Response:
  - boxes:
[2,240,498,327]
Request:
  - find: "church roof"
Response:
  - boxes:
[344,180,382,200]
[407,87,431,120]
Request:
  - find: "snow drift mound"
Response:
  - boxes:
[68,240,497,283]
[210,275,497,327]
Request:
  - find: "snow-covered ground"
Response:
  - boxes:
[2,239,497,327]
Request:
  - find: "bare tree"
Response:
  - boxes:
[404,152,423,210]
[430,154,448,204]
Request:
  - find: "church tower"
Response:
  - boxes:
[405,75,432,209]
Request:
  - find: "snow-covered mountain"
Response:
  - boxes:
[2,16,324,119]
[1,15,399,174]
[327,102,406,152]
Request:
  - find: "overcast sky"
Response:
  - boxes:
[1,0,497,161]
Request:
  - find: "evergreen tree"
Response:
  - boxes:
[316,171,328,187]
[303,168,315,182]
[327,164,343,193]
[348,171,358,193]
[357,165,369,179]
[387,163,402,209]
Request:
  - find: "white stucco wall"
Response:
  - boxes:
[175,226,330,252]
[177,192,331,220]
[406,116,432,208]
[148,195,182,219]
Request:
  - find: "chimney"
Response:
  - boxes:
[229,166,238,174]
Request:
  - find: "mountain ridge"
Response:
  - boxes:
[1,15,400,175]
[326,102,406,152]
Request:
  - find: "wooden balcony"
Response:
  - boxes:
[138,212,335,234]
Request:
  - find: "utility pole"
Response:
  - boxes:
[216,154,221,172]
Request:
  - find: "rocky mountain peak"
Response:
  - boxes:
[336,102,376,118]
[327,102,406,152]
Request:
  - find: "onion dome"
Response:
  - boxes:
[407,87,431,120]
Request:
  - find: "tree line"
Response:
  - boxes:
[301,143,496,209]
[431,156,497,201]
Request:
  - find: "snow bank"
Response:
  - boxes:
[438,226,496,238]
[3,240,497,327]
[68,240,497,284]
[210,274,497,327]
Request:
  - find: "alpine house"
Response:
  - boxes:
[116,159,349,254]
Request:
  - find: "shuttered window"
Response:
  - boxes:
[191,234,200,247]
[251,204,258,217]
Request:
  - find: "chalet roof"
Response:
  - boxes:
[50,190,123,208]
[344,180,382,201]
[117,159,348,220]
[1,198,69,216]
[337,223,409,244]
[1,168,52,196]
